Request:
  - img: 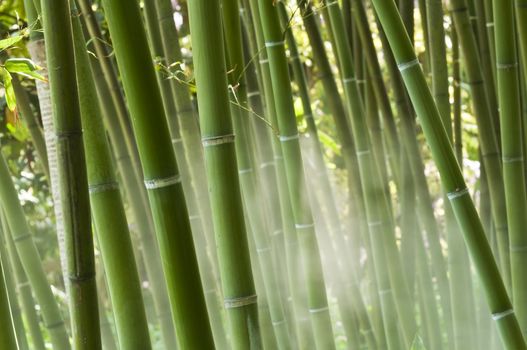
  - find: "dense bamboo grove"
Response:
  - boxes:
[1,0,527,349]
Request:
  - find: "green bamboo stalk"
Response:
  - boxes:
[242,2,314,347]
[40,0,101,347]
[1,216,46,350]
[71,9,152,348]
[493,0,527,337]
[11,77,49,179]
[0,222,29,350]
[452,26,463,165]
[78,10,178,347]
[221,1,294,348]
[296,3,389,347]
[98,0,216,347]
[279,5,377,348]
[187,0,261,348]
[256,1,336,348]
[416,232,443,350]
[370,0,527,348]
[323,1,417,346]
[0,242,18,350]
[517,0,527,85]
[449,0,511,288]
[0,152,70,350]
[141,3,226,347]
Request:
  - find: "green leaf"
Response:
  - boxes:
[0,35,24,51]
[4,58,46,81]
[2,68,16,111]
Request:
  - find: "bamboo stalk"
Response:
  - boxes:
[0,239,18,349]
[71,9,152,348]
[0,152,70,350]
[323,1,417,346]
[370,0,527,348]
[256,1,336,348]
[40,0,101,347]
[449,0,511,288]
[242,2,314,347]
[1,215,46,350]
[493,0,527,337]
[0,220,29,350]
[78,11,178,347]
[187,0,262,348]
[98,0,216,347]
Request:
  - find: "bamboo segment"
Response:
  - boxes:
[1,216,46,350]
[0,241,18,349]
[187,0,261,348]
[256,1,336,349]
[493,0,527,337]
[98,0,215,347]
[71,10,152,349]
[370,0,527,348]
[0,152,70,350]
[323,1,417,346]
[77,6,177,346]
[449,0,511,288]
[41,0,101,347]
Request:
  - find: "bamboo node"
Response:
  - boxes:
[259,58,269,65]
[492,309,514,321]
[280,134,300,142]
[224,294,258,309]
[502,156,524,163]
[497,62,518,70]
[260,161,275,169]
[309,306,329,314]
[368,221,382,227]
[326,1,339,7]
[447,187,469,200]
[343,77,356,84]
[89,181,119,194]
[256,247,272,254]
[295,223,315,230]
[356,79,366,84]
[16,281,30,290]
[274,155,283,161]
[189,215,200,221]
[486,22,494,27]
[356,149,371,157]
[265,40,285,48]
[397,58,420,72]
[272,319,287,326]
[202,134,235,147]
[272,229,283,236]
[171,138,182,144]
[238,168,253,175]
[13,233,31,243]
[510,245,527,252]
[55,129,83,139]
[450,6,468,13]
[378,289,392,295]
[68,272,95,283]
[45,320,65,330]
[144,175,182,190]
[247,91,260,98]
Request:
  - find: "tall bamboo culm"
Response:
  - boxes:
[493,0,527,337]
[187,0,262,348]
[370,0,527,348]
[255,1,336,349]
[98,0,216,347]
[41,0,101,347]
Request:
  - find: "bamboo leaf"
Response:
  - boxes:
[2,67,16,111]
[0,35,24,51]
[4,58,46,81]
